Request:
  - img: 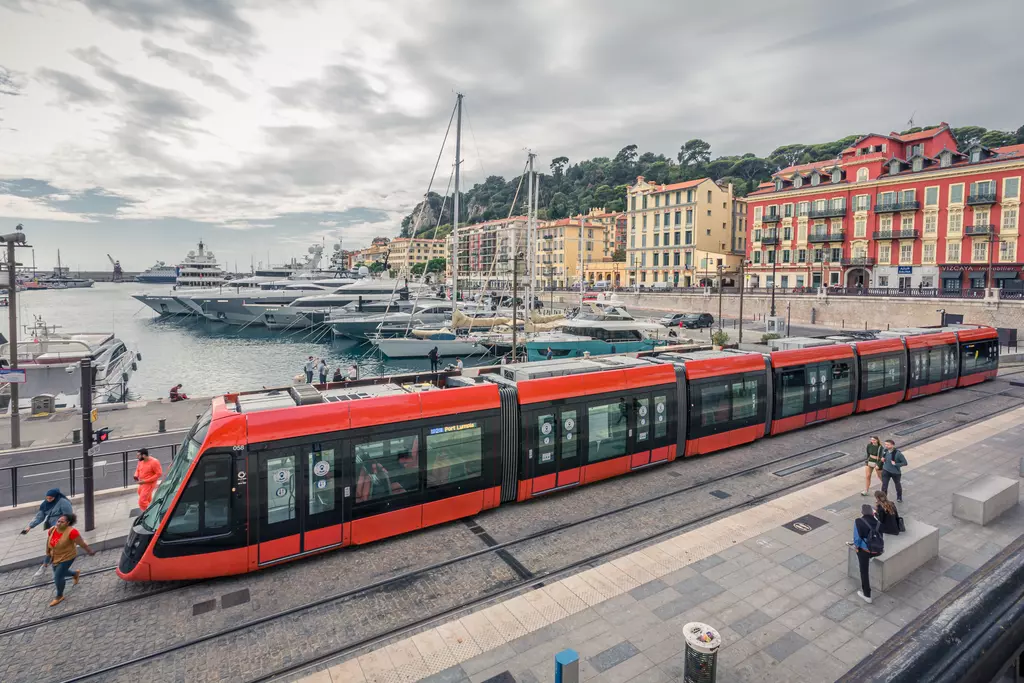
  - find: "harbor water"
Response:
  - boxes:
[9,283,494,401]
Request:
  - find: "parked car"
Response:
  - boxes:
[678,313,714,329]
[659,312,687,327]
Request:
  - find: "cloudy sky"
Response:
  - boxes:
[0,0,1021,271]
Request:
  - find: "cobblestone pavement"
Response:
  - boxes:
[0,375,1021,682]
[292,407,1024,683]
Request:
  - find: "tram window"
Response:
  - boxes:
[536,414,556,464]
[426,423,482,488]
[864,359,885,393]
[831,362,852,404]
[962,340,998,374]
[653,396,668,439]
[943,345,958,379]
[928,348,944,383]
[636,397,650,442]
[699,384,731,427]
[561,409,579,458]
[163,454,231,540]
[355,434,420,503]
[910,351,925,385]
[266,454,297,525]
[308,448,335,516]
[588,399,629,462]
[779,367,806,417]
[731,379,759,420]
[884,356,903,390]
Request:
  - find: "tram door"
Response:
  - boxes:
[531,405,581,493]
[805,362,832,423]
[256,440,345,565]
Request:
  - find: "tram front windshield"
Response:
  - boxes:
[138,409,212,532]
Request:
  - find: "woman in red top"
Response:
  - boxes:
[46,513,95,606]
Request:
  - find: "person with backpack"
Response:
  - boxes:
[848,504,884,604]
[880,438,907,502]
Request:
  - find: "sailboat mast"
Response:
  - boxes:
[451,93,463,313]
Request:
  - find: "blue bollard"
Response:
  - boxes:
[554,648,579,683]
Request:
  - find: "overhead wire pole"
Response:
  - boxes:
[2,225,28,448]
[526,151,536,320]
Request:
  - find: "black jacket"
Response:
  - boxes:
[875,505,901,535]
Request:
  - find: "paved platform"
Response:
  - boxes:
[292,406,1024,683]
[0,489,136,571]
[0,396,205,452]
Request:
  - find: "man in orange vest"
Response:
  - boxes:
[134,448,163,511]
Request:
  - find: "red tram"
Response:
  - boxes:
[118,325,999,581]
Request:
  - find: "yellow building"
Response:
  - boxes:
[583,260,631,287]
[535,218,607,289]
[387,237,447,274]
[625,176,743,286]
[351,243,390,266]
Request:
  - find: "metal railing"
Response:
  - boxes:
[808,231,845,243]
[874,200,921,213]
[761,214,781,223]
[966,191,997,205]
[840,257,876,265]
[872,229,920,240]
[0,442,179,508]
[964,224,995,236]
[809,206,846,219]
[540,285,997,300]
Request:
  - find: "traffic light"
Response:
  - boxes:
[93,427,113,445]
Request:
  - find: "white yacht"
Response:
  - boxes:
[175,240,226,288]
[327,300,454,340]
[245,278,430,330]
[0,317,141,412]
[134,261,178,284]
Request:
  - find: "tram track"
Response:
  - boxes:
[38,389,1022,683]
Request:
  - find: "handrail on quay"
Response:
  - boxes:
[1,441,179,508]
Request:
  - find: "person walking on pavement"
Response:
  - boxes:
[880,438,907,502]
[862,436,883,496]
[46,513,95,607]
[848,504,884,604]
[318,358,328,384]
[428,346,439,373]
[134,448,163,512]
[304,356,315,383]
[874,491,901,535]
[21,488,74,576]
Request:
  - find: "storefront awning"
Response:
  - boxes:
[940,271,962,279]
[993,271,1018,279]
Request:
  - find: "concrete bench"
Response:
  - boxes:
[952,475,1020,526]
[847,518,938,591]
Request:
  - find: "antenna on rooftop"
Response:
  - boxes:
[907,111,916,129]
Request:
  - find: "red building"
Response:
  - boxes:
[745,123,1023,292]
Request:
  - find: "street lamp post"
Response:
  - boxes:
[770,245,778,317]
[2,225,29,448]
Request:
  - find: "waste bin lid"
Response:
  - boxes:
[682,622,721,654]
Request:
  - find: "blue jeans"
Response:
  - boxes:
[53,559,76,598]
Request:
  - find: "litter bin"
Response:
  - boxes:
[682,622,721,683]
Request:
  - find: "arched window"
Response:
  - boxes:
[794,176,803,188]
[775,179,783,191]
[857,168,869,182]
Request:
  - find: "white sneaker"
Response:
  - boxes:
[857,590,873,604]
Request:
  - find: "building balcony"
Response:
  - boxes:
[872,229,919,240]
[761,214,781,223]
[761,235,780,246]
[809,206,846,219]
[874,201,920,213]
[840,257,876,266]
[964,224,995,236]
[807,231,845,243]
[966,192,997,206]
